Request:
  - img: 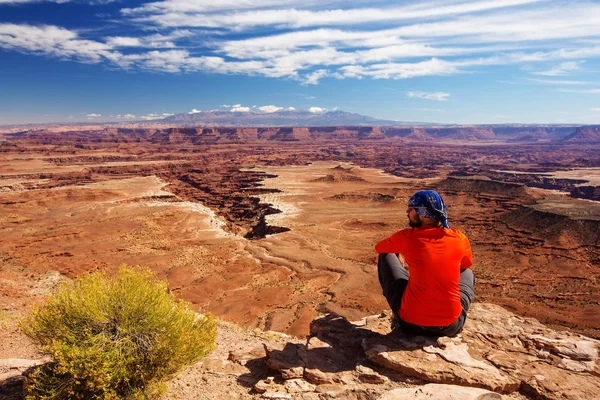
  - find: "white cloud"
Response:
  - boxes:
[188,108,202,114]
[106,37,142,47]
[121,0,313,16]
[140,113,163,120]
[86,113,101,118]
[117,114,137,119]
[5,1,600,87]
[406,91,451,101]
[535,61,582,76]
[287,107,295,110]
[525,78,588,85]
[257,105,283,113]
[308,106,325,113]
[230,105,250,112]
[124,0,541,29]
[0,24,113,63]
[162,113,174,116]
[303,69,328,85]
[558,89,600,94]
[338,58,460,80]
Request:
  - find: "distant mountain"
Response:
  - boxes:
[561,126,600,143]
[162,109,427,127]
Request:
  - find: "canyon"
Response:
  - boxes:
[1,126,599,341]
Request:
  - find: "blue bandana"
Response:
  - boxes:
[408,190,450,228]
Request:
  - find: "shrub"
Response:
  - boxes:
[20,265,217,399]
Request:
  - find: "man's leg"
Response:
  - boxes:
[377,254,409,322]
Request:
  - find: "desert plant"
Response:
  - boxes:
[20,265,217,399]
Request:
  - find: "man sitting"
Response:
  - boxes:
[375,190,475,337]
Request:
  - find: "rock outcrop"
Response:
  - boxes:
[252,303,600,399]
[561,126,600,144]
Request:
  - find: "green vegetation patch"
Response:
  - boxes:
[20,265,217,399]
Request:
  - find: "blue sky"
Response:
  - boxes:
[1,0,600,125]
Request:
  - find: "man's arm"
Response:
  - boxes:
[460,237,473,270]
[375,231,405,254]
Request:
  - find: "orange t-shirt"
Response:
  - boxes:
[375,227,472,327]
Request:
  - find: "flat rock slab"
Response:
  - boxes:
[378,383,507,400]
[363,335,519,393]
[0,358,48,381]
[362,303,600,399]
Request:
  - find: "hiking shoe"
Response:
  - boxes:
[390,313,400,331]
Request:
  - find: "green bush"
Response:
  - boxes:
[20,265,217,399]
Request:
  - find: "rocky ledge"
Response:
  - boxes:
[2,303,599,399]
[251,303,599,399]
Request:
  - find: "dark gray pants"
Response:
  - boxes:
[377,253,475,337]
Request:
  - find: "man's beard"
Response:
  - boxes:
[409,215,423,228]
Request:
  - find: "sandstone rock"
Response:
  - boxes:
[261,304,600,400]
[466,303,600,399]
[355,364,388,384]
[0,358,48,381]
[314,383,346,393]
[254,380,271,394]
[228,345,265,365]
[264,343,305,379]
[362,335,520,393]
[261,392,292,399]
[304,368,335,385]
[283,378,316,393]
[377,383,504,400]
[280,366,304,380]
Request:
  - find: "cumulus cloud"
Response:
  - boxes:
[287,107,295,110]
[230,105,250,112]
[406,91,451,101]
[257,105,283,113]
[308,106,326,113]
[116,114,137,119]
[188,108,201,114]
[86,113,101,118]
